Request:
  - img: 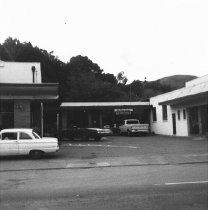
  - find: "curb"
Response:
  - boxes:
[0,154,208,172]
[0,161,208,172]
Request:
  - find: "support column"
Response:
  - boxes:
[41,102,44,137]
[99,111,103,128]
[56,113,59,138]
[198,106,203,135]
[187,108,191,136]
[88,111,92,127]
[14,100,30,128]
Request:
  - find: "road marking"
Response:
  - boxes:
[64,144,139,149]
[96,162,111,167]
[154,180,208,186]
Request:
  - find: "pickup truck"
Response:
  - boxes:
[118,119,149,136]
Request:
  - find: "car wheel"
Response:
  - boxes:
[127,130,131,137]
[29,150,44,159]
[82,135,89,141]
[95,136,101,141]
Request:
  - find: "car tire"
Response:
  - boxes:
[82,135,89,141]
[95,136,101,141]
[29,150,44,159]
[127,130,131,137]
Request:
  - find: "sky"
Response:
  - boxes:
[0,0,208,83]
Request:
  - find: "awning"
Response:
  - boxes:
[0,83,59,100]
[159,81,208,106]
[61,101,150,110]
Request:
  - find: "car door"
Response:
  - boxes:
[18,131,36,155]
[0,132,19,155]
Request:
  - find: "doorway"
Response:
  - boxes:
[172,113,176,135]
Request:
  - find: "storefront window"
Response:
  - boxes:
[177,110,180,120]
[162,105,168,121]
[0,101,14,130]
[152,107,157,122]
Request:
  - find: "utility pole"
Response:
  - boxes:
[129,83,132,102]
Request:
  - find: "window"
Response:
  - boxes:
[162,105,168,121]
[152,107,157,122]
[0,102,14,130]
[177,110,180,120]
[19,132,32,140]
[33,132,40,139]
[183,109,186,119]
[2,132,17,140]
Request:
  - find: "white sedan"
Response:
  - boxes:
[0,128,59,158]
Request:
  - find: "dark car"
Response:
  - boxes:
[61,126,113,141]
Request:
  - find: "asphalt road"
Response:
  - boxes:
[58,135,208,159]
[1,164,208,210]
[1,135,207,161]
[0,135,207,209]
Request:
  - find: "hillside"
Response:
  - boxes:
[158,75,197,89]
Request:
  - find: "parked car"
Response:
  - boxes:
[61,126,113,141]
[0,128,59,158]
[119,119,149,136]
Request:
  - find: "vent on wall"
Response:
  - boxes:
[31,66,36,83]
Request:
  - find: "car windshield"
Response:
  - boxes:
[126,120,139,124]
[33,132,40,139]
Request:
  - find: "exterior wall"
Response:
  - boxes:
[0,61,41,83]
[150,95,188,136]
[14,100,31,128]
[150,74,208,136]
[171,107,188,136]
[150,102,173,135]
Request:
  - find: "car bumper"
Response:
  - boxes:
[130,130,149,133]
[97,132,113,137]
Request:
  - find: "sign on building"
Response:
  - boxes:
[114,108,133,115]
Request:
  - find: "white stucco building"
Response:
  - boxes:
[0,60,58,136]
[0,61,41,83]
[150,75,208,137]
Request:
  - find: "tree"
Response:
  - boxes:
[116,71,128,85]
[61,55,129,102]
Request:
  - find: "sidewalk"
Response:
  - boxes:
[1,153,208,172]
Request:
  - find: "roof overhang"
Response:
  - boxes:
[0,83,59,100]
[61,101,150,110]
[158,81,208,106]
[159,91,208,106]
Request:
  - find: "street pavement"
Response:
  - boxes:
[0,135,207,171]
[1,135,208,209]
[1,164,208,210]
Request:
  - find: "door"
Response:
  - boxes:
[18,131,36,155]
[189,107,199,134]
[172,113,176,135]
[0,132,19,155]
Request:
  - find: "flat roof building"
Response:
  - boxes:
[0,61,58,136]
[150,75,208,137]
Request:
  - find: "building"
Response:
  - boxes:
[150,75,208,137]
[0,61,59,136]
[60,102,150,130]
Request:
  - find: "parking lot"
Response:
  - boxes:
[58,135,208,160]
[0,134,207,172]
